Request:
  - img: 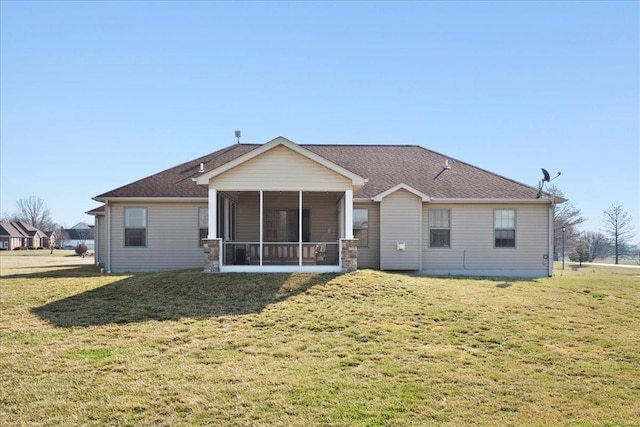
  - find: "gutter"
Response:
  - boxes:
[93,197,208,203]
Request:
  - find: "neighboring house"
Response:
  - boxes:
[89,136,562,277]
[12,221,47,248]
[0,222,28,250]
[0,221,48,249]
[43,231,57,249]
[64,222,95,251]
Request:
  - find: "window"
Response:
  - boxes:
[353,208,369,247]
[494,209,516,248]
[429,208,451,248]
[124,207,147,247]
[198,207,208,246]
[264,209,310,242]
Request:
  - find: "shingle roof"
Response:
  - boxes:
[95,142,541,200]
[0,222,26,238]
[13,221,39,237]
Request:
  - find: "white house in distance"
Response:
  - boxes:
[89,136,561,277]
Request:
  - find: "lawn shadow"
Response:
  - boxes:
[2,265,103,279]
[31,271,336,328]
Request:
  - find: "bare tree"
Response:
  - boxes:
[583,231,610,261]
[602,202,636,264]
[54,225,70,249]
[15,196,54,231]
[548,185,586,260]
[1,212,22,223]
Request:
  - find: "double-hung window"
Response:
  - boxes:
[429,208,451,248]
[198,207,208,246]
[494,209,516,248]
[353,208,369,247]
[124,207,147,247]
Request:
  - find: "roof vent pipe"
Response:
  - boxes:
[198,163,204,173]
[444,159,451,169]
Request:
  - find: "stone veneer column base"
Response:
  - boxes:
[203,238,222,273]
[340,238,358,273]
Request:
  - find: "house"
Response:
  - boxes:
[43,231,57,250]
[0,222,27,250]
[89,136,561,277]
[0,221,47,249]
[64,222,95,250]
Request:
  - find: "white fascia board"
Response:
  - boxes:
[372,183,431,202]
[427,198,555,204]
[195,136,366,187]
[92,197,208,203]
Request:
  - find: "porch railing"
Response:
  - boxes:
[223,242,339,266]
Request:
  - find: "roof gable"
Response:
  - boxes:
[0,222,25,237]
[195,136,365,188]
[372,183,431,202]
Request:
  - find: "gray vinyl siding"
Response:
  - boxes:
[212,145,352,192]
[236,192,339,243]
[354,202,380,269]
[96,215,107,266]
[379,189,422,270]
[422,203,550,276]
[109,202,207,272]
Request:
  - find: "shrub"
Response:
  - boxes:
[569,239,591,266]
[75,244,88,256]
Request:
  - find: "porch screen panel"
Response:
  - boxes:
[264,209,309,242]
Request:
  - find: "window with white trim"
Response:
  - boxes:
[353,208,369,247]
[124,207,147,247]
[429,208,451,248]
[494,209,516,248]
[198,207,208,246]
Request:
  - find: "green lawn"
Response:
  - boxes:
[1,256,639,426]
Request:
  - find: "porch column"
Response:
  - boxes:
[208,187,217,239]
[299,190,303,267]
[344,189,354,239]
[259,190,263,266]
[203,238,222,273]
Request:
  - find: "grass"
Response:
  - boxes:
[1,255,639,426]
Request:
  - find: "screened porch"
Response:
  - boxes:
[206,191,348,270]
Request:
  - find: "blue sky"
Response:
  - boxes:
[1,1,638,239]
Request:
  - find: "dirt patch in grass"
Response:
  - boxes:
[1,257,639,426]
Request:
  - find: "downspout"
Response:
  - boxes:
[548,202,554,277]
[94,218,99,266]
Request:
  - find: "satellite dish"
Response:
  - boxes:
[541,168,551,182]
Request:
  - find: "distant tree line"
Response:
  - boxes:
[549,185,637,265]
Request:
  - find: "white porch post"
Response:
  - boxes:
[224,198,230,240]
[299,190,303,267]
[344,189,354,239]
[259,190,264,266]
[208,188,217,239]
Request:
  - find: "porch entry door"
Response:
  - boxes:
[265,209,310,242]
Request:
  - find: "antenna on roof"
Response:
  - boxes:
[235,130,241,144]
[537,168,561,198]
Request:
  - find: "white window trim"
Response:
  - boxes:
[494,208,516,249]
[124,207,148,248]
